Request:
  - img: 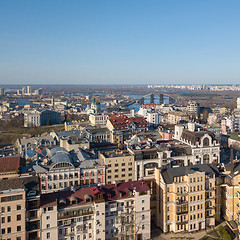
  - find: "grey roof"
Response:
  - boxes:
[50,147,67,156]
[161,164,220,184]
[79,159,104,168]
[18,135,54,146]
[51,152,72,164]
[55,130,81,138]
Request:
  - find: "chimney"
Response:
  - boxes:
[230,149,234,174]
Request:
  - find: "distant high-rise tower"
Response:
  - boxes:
[237,97,240,109]
[51,96,55,107]
[26,86,31,95]
[22,87,26,95]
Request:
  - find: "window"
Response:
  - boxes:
[7,206,11,212]
[115,164,118,167]
[142,214,145,220]
[96,211,99,216]
[17,237,21,240]
[2,217,5,223]
[17,214,21,221]
[17,225,21,232]
[48,206,53,211]
[47,216,50,220]
[7,216,11,222]
[122,163,125,166]
[1,228,5,234]
[17,204,21,210]
[47,232,50,239]
[47,224,50,228]
[7,227,11,233]
[142,225,145,230]
[1,207,5,213]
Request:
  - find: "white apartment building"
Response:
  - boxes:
[40,180,151,240]
[89,113,109,126]
[174,123,220,164]
[138,107,162,126]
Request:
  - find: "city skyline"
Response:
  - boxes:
[1,1,240,85]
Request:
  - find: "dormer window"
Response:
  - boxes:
[127,191,132,196]
[117,193,122,198]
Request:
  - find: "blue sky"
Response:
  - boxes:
[0,0,240,85]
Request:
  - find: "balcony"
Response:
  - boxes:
[26,221,40,232]
[176,192,188,196]
[176,200,188,205]
[177,210,188,215]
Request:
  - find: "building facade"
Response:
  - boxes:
[40,181,151,240]
[24,110,61,127]
[99,150,135,185]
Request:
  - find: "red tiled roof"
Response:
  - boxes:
[109,113,148,130]
[40,180,150,208]
[0,156,25,173]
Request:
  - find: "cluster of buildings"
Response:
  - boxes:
[148,84,240,91]
[1,87,240,239]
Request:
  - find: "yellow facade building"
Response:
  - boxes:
[99,150,135,184]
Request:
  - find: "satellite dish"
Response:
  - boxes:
[26,149,35,158]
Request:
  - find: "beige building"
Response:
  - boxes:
[89,113,109,126]
[99,150,135,184]
[0,179,26,240]
[167,112,190,124]
[155,164,220,233]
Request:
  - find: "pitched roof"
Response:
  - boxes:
[161,164,220,184]
[0,176,39,192]
[40,180,150,208]
[0,156,25,173]
[109,113,148,130]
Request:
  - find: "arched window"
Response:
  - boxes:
[203,137,209,147]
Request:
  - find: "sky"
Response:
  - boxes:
[0,0,240,85]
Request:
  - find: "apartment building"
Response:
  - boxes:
[99,150,135,184]
[0,176,40,240]
[167,112,190,124]
[79,159,106,187]
[155,164,220,233]
[0,183,26,240]
[106,113,148,143]
[40,180,151,240]
[174,123,220,164]
[89,113,109,126]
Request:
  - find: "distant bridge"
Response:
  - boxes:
[135,93,176,105]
